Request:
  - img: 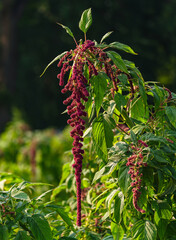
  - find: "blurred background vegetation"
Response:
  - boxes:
[0,0,176,131]
[0,0,176,184]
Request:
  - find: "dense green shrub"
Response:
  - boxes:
[0,8,176,240]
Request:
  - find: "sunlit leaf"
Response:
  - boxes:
[109,42,137,55]
[132,220,157,240]
[79,8,92,33]
[57,23,75,38]
[107,51,128,74]
[92,114,114,162]
[100,31,113,43]
[40,51,68,77]
[91,72,108,116]
[27,214,52,240]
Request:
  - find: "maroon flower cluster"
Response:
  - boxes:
[126,140,148,213]
[57,40,98,226]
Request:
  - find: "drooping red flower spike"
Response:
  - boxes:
[127,140,148,213]
[57,39,127,225]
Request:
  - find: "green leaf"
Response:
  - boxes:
[109,42,137,55]
[107,51,128,74]
[40,51,68,77]
[57,23,75,38]
[118,74,128,85]
[14,231,31,240]
[111,222,124,240]
[124,60,143,79]
[114,191,124,224]
[87,232,101,240]
[11,190,30,201]
[91,72,108,115]
[79,8,92,33]
[36,189,53,200]
[92,114,114,162]
[152,150,169,163]
[100,31,113,43]
[155,202,172,220]
[165,106,176,128]
[118,166,130,194]
[138,78,147,105]
[157,219,168,240]
[46,205,74,230]
[106,189,119,212]
[130,130,137,143]
[0,224,9,240]
[102,236,114,240]
[114,93,127,113]
[130,97,149,122]
[60,163,71,184]
[132,220,157,240]
[92,167,106,183]
[27,214,52,240]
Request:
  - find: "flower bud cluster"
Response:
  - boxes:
[126,140,148,213]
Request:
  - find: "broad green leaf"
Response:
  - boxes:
[14,231,31,240]
[40,51,68,77]
[102,236,114,240]
[57,23,74,38]
[96,195,108,211]
[157,219,168,240]
[107,51,128,74]
[152,150,169,163]
[60,163,70,184]
[124,60,143,79]
[46,205,74,229]
[27,214,52,240]
[155,202,172,220]
[100,31,113,43]
[130,97,149,122]
[165,106,176,128]
[166,221,176,239]
[138,78,147,105]
[106,189,119,211]
[118,166,130,194]
[91,72,108,115]
[114,191,124,224]
[11,190,30,201]
[85,93,96,120]
[79,8,92,33]
[36,189,53,200]
[132,220,157,240]
[51,184,66,200]
[118,74,128,85]
[114,93,127,113]
[0,224,9,240]
[109,42,137,55]
[87,232,101,240]
[92,114,114,162]
[92,167,106,183]
[130,130,137,143]
[111,222,124,240]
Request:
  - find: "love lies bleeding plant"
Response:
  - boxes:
[42,8,176,239]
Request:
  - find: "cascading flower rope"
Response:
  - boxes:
[126,140,148,213]
[57,40,99,226]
